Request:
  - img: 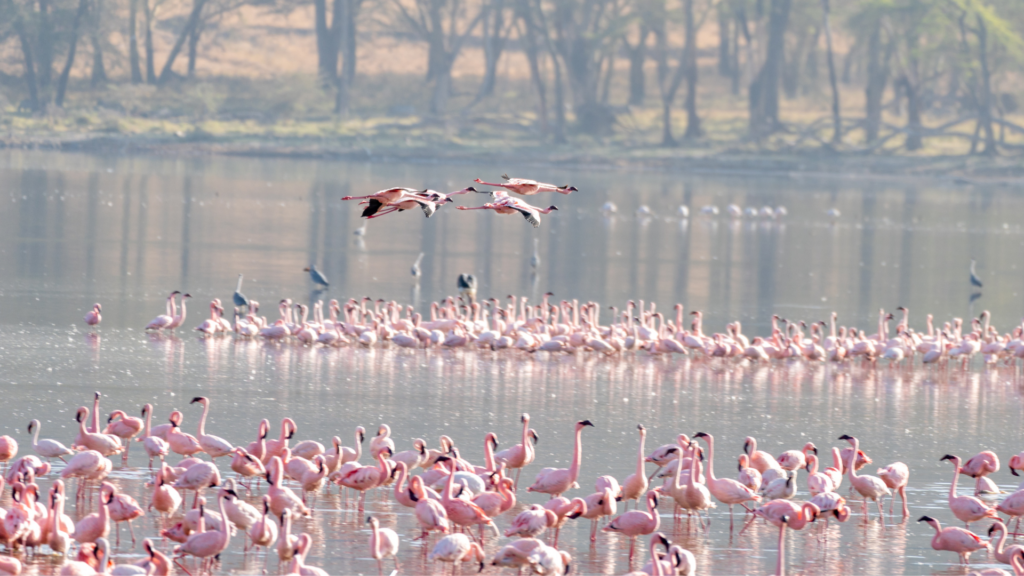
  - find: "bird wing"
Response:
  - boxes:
[362,199,383,218]
[509,206,541,227]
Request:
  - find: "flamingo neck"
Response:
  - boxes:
[704,437,718,482]
[198,402,209,437]
[567,427,584,483]
[948,461,960,501]
[635,431,646,477]
[776,522,786,576]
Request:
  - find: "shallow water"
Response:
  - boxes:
[1,151,1024,575]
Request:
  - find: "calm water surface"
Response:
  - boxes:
[1,151,1024,575]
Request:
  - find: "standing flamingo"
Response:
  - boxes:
[84,304,102,327]
[429,533,485,575]
[837,435,890,520]
[189,397,234,460]
[527,420,593,498]
[146,292,180,330]
[367,516,400,575]
[26,420,73,462]
[494,413,538,489]
[877,462,911,517]
[603,490,661,561]
[918,515,989,564]
[104,410,143,464]
[941,454,999,527]
[619,424,649,510]
[692,432,761,526]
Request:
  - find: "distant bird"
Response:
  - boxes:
[970,259,983,288]
[354,223,367,236]
[304,265,330,288]
[457,192,559,228]
[601,202,618,216]
[827,208,841,220]
[636,205,652,217]
[700,205,719,216]
[412,253,424,278]
[776,206,788,216]
[531,239,540,270]
[457,274,477,304]
[473,174,577,196]
[677,205,689,218]
[232,275,248,309]
[84,304,102,327]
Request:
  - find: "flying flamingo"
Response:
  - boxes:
[918,515,989,564]
[692,432,761,525]
[367,516,400,575]
[527,420,593,498]
[189,397,234,460]
[84,304,102,327]
[837,435,890,520]
[940,454,999,527]
[456,195,559,228]
[603,490,661,560]
[473,174,577,195]
[877,462,911,517]
[341,187,429,217]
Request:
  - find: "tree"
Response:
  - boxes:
[392,0,486,115]
[748,0,792,135]
[820,0,840,144]
[54,0,88,106]
[472,0,512,104]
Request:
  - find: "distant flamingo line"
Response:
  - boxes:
[2,390,1024,575]
[104,293,1024,370]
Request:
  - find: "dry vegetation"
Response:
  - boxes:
[0,0,1022,173]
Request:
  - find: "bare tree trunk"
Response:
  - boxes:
[974,13,996,155]
[36,0,54,91]
[730,11,742,95]
[475,0,507,102]
[55,0,88,107]
[820,0,840,145]
[8,0,40,111]
[314,0,338,86]
[531,0,564,142]
[142,0,156,83]
[600,50,614,105]
[90,0,108,88]
[186,20,202,78]
[717,5,730,77]
[624,28,649,105]
[682,0,700,140]
[897,75,922,151]
[863,27,888,143]
[748,0,791,135]
[334,0,360,115]
[517,2,548,133]
[158,0,207,84]
[128,0,143,83]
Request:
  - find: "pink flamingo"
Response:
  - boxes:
[174,492,232,574]
[429,533,485,575]
[755,500,820,530]
[245,419,270,464]
[333,448,391,512]
[439,459,497,536]
[287,533,329,576]
[839,436,874,473]
[409,475,449,540]
[369,424,396,460]
[367,516,400,575]
[775,516,790,576]
[543,497,585,547]
[247,496,278,559]
[824,447,844,490]
[777,442,816,471]
[941,454,999,527]
[473,174,577,195]
[150,464,182,516]
[877,462,911,516]
[988,520,1024,564]
[961,450,1001,494]
[456,195,559,228]
[805,453,833,496]
[1009,451,1024,477]
[164,293,191,330]
[190,397,234,460]
[527,420,594,498]
[73,407,121,456]
[70,481,112,543]
[492,538,546,572]
[743,436,781,473]
[106,483,144,545]
[173,461,221,508]
[693,432,761,525]
[506,504,557,538]
[996,489,1024,535]
[145,291,179,330]
[918,515,989,564]
[133,539,171,575]
[84,303,102,327]
[737,454,762,492]
[0,557,20,575]
[47,481,73,557]
[266,456,311,518]
[166,415,203,458]
[619,424,650,509]
[837,435,890,519]
[104,410,143,464]
[264,418,297,463]
[603,490,661,561]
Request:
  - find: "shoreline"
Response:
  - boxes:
[4,132,1024,184]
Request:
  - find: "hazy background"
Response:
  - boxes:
[0,0,1022,157]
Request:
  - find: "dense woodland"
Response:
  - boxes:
[0,0,1022,154]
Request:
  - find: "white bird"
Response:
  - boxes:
[678,205,689,218]
[27,419,73,461]
[367,516,400,574]
[429,533,485,571]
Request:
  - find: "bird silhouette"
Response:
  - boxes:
[970,259,983,288]
[304,265,330,288]
[233,274,248,309]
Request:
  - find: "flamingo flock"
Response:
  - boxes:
[1,387,1024,576]
[122,292,1024,371]
[340,174,575,228]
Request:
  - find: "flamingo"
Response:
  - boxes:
[106,483,145,546]
[333,448,391,512]
[287,533,329,576]
[84,303,102,327]
[70,481,112,543]
[190,397,234,459]
[493,413,538,488]
[918,515,989,564]
[429,533,485,575]
[603,490,661,560]
[173,492,232,574]
[456,195,559,228]
[837,435,890,519]
[26,420,73,462]
[527,420,593,498]
[473,174,577,195]
[877,462,911,516]
[989,520,1024,565]
[367,516,400,575]
[941,454,999,527]
[692,432,761,525]
[104,410,143,463]
[146,291,180,330]
[73,407,121,457]
[505,504,557,538]
[619,424,650,509]
[266,456,311,518]
[165,293,191,330]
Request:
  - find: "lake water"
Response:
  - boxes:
[1,150,1023,575]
